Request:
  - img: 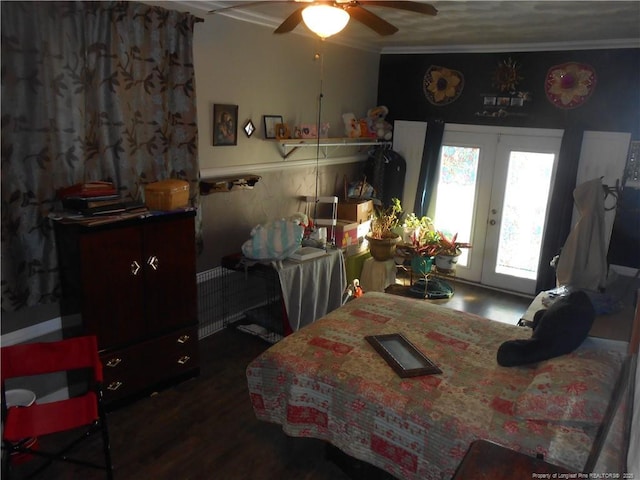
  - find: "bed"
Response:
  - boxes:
[246,291,634,479]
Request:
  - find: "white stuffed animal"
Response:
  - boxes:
[342,113,361,138]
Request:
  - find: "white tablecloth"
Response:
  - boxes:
[275,248,346,332]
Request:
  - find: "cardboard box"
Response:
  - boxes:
[335,220,371,248]
[337,199,373,223]
[145,179,189,211]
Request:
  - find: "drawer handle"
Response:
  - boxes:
[107,381,123,391]
[177,356,191,365]
[106,357,122,368]
[177,334,190,344]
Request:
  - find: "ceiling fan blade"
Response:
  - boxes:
[274,6,305,34]
[357,1,437,17]
[347,5,398,36]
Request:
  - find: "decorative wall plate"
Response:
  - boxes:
[493,57,523,93]
[545,62,596,109]
[423,65,464,106]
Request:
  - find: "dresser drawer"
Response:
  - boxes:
[101,326,199,404]
[142,327,200,382]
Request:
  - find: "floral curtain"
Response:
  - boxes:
[1,1,202,312]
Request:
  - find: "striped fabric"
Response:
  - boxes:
[242,219,304,261]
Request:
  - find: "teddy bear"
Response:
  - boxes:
[342,112,361,138]
[366,105,393,140]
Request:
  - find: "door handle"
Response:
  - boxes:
[489,219,496,225]
[491,208,498,214]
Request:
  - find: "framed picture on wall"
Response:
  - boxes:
[213,104,238,146]
[263,115,283,139]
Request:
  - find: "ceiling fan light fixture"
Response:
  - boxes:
[302,5,350,39]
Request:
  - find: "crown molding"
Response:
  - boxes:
[381,38,640,55]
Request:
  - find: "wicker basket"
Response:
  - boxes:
[145,179,189,211]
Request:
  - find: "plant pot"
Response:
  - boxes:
[366,234,401,261]
[411,255,433,277]
[435,252,461,273]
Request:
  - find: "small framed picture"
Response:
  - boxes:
[275,123,290,140]
[510,97,524,107]
[497,97,511,107]
[483,96,497,106]
[213,104,238,146]
[244,119,255,138]
[263,115,283,139]
[300,124,317,139]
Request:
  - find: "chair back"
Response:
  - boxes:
[1,335,102,383]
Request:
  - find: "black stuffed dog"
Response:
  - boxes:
[497,290,595,367]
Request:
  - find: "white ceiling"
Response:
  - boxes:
[177,1,640,53]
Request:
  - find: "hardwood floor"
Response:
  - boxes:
[11,326,353,480]
[7,283,630,480]
[387,275,533,325]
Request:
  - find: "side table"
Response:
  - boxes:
[360,257,396,292]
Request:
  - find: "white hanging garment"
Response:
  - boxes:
[556,178,608,291]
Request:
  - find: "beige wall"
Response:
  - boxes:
[192,13,380,270]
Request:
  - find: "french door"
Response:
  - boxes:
[432,125,563,295]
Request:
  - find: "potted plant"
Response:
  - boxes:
[433,231,472,273]
[402,212,435,244]
[404,218,439,276]
[366,197,403,261]
[402,229,471,275]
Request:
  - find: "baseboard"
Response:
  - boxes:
[1,317,62,346]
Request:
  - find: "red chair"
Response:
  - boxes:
[1,335,113,479]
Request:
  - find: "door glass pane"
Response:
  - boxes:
[433,145,479,267]
[495,151,555,279]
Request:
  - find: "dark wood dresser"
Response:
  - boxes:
[54,210,199,407]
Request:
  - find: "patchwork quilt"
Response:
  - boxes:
[246,292,625,479]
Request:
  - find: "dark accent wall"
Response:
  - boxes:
[378,48,639,137]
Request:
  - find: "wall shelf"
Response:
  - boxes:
[275,137,390,159]
[199,174,261,195]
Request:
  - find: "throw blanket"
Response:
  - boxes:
[247,292,625,479]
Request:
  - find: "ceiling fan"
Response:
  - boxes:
[208,1,437,38]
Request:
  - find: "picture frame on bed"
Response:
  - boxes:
[366,333,442,378]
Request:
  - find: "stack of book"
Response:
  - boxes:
[58,181,147,216]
